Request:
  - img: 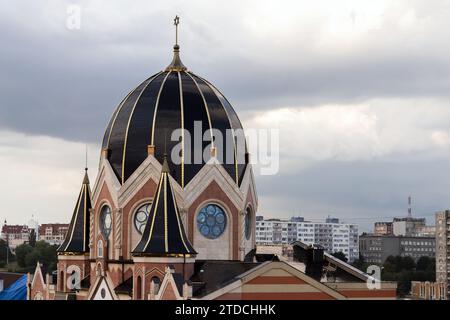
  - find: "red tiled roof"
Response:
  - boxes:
[1,225,29,235]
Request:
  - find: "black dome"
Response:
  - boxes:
[101,50,247,187]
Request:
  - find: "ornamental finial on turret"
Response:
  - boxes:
[165,15,187,72]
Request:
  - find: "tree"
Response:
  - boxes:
[331,251,348,262]
[15,243,33,268]
[351,254,368,271]
[0,239,13,265]
[401,256,416,271]
[416,256,433,272]
[381,255,435,297]
[29,229,36,247]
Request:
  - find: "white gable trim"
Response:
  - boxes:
[87,272,119,300]
[92,159,120,207]
[31,262,45,289]
[154,270,183,300]
[184,161,244,210]
[239,164,258,209]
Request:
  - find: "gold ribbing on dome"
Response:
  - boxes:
[165,15,187,72]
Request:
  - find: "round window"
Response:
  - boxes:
[100,205,112,238]
[245,207,252,240]
[134,203,152,235]
[196,204,227,239]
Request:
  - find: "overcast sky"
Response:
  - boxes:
[2,0,450,231]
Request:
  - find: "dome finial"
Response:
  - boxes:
[165,15,187,72]
[174,15,180,46]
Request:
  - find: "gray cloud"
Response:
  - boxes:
[2,0,450,142]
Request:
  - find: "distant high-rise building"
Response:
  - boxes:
[255,217,359,262]
[435,210,450,299]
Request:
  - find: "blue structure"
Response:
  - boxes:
[0,275,27,300]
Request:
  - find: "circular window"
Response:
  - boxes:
[245,207,252,240]
[134,203,152,235]
[100,205,112,238]
[196,204,227,239]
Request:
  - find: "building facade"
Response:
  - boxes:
[374,222,393,236]
[255,217,359,262]
[359,234,435,265]
[38,224,69,246]
[410,281,446,300]
[392,217,427,237]
[435,210,449,299]
[0,224,30,251]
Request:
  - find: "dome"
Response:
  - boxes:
[101,44,248,187]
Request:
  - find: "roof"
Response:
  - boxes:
[132,157,196,256]
[101,44,248,187]
[57,169,91,254]
[114,277,133,295]
[0,272,25,290]
[1,225,29,234]
[0,274,27,300]
[291,241,369,283]
[189,260,261,298]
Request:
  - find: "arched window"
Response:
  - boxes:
[136,275,142,300]
[244,207,252,240]
[151,276,161,295]
[134,202,152,235]
[97,240,103,258]
[99,205,112,238]
[196,204,227,239]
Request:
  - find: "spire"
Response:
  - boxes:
[57,169,92,254]
[83,145,90,185]
[133,160,196,256]
[83,167,90,185]
[165,15,187,72]
[162,153,170,173]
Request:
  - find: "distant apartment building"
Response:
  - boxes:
[374,217,433,238]
[393,217,427,237]
[374,222,393,235]
[38,224,69,246]
[359,234,435,265]
[0,224,30,250]
[255,217,359,262]
[435,210,450,299]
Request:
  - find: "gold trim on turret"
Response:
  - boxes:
[143,174,164,251]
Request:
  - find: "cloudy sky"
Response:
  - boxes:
[2,0,450,231]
